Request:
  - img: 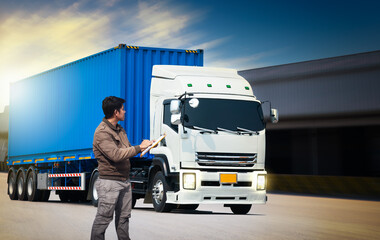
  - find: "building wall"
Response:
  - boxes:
[239,51,380,177]
[0,138,8,171]
[266,126,380,177]
[0,107,8,171]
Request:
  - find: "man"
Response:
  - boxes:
[91,96,153,240]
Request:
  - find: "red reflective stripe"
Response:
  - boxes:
[47,186,83,190]
[48,173,82,177]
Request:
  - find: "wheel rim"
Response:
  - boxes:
[152,179,164,204]
[93,179,98,200]
[18,177,23,195]
[9,176,14,194]
[27,177,33,196]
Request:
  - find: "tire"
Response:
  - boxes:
[26,168,40,201]
[176,204,199,211]
[8,168,18,200]
[151,171,173,212]
[90,171,99,207]
[39,190,51,202]
[132,195,137,209]
[230,204,252,214]
[16,168,28,201]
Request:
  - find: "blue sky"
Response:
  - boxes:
[1,0,380,112]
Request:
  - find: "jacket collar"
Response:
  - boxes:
[103,118,122,132]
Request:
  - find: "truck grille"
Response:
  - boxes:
[195,152,257,167]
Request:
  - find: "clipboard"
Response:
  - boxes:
[140,134,166,157]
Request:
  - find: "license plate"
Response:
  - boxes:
[220,174,237,184]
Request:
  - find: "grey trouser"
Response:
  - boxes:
[91,178,132,240]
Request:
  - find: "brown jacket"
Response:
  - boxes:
[93,118,141,181]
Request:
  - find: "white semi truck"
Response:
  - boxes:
[131,65,278,214]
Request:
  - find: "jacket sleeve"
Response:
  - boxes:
[94,130,141,162]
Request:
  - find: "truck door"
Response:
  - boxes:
[162,102,180,166]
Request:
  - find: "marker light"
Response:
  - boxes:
[207,84,212,87]
[245,86,250,90]
[226,85,231,88]
[187,84,193,87]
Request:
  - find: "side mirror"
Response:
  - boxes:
[171,114,181,125]
[170,100,181,114]
[271,109,279,123]
[170,100,181,125]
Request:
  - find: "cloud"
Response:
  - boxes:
[99,0,121,7]
[112,1,207,49]
[0,2,112,112]
[0,0,273,112]
[189,37,231,51]
[205,48,288,70]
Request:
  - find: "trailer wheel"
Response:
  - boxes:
[16,168,28,201]
[151,171,173,212]
[90,171,99,207]
[230,204,252,214]
[26,168,40,201]
[8,168,18,200]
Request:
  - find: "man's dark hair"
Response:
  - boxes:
[102,96,126,119]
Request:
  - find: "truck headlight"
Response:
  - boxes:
[183,173,196,190]
[257,174,266,190]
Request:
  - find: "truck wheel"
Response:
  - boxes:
[151,171,173,212]
[177,204,199,211]
[90,171,99,207]
[8,168,18,200]
[132,195,137,209]
[230,204,252,214]
[16,168,28,201]
[26,168,40,201]
[39,190,51,202]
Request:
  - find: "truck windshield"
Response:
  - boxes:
[182,98,265,132]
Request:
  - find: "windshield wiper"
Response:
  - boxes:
[217,127,240,135]
[237,127,259,135]
[192,126,218,134]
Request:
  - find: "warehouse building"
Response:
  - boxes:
[239,50,380,181]
[0,106,9,171]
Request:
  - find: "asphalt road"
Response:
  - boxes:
[1,172,379,240]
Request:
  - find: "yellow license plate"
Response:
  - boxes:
[220,174,237,184]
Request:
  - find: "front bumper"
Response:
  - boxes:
[166,170,267,205]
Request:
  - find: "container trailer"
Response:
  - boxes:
[7,44,278,214]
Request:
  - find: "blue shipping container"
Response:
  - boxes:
[9,44,203,163]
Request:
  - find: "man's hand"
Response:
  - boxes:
[139,139,154,152]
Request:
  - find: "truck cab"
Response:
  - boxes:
[144,65,278,214]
